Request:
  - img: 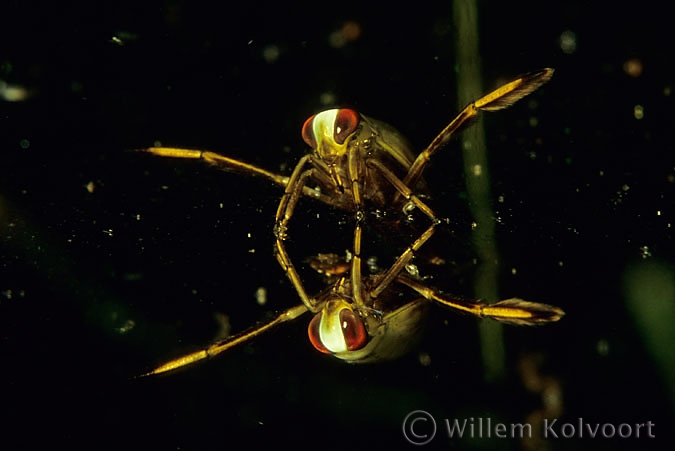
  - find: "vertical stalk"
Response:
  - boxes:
[453,0,505,383]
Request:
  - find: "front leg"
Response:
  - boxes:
[274,155,323,312]
[347,146,368,306]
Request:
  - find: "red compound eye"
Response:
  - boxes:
[307,307,368,354]
[339,308,367,351]
[333,109,359,145]
[308,312,330,354]
[302,114,316,149]
[301,114,318,149]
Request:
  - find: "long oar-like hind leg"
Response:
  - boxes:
[145,147,290,186]
[402,68,555,191]
[142,147,335,204]
[397,274,565,326]
[139,304,308,377]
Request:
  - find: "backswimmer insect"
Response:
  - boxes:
[140,68,564,376]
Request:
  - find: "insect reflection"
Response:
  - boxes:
[140,68,563,376]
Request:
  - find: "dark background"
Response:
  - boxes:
[1,1,673,450]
